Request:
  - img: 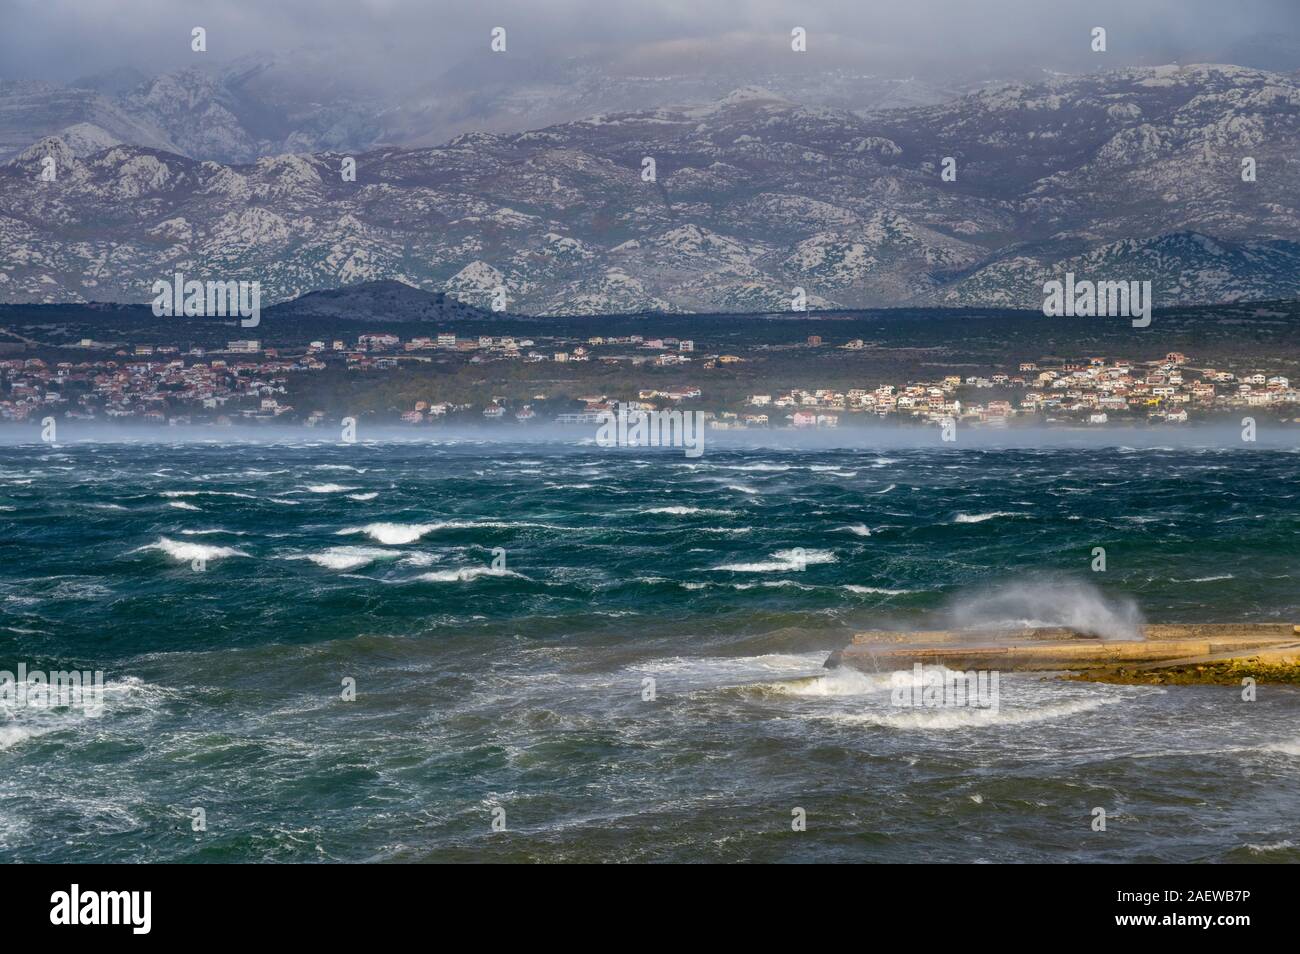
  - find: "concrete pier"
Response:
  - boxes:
[827,624,1300,682]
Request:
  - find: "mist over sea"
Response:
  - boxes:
[1,435,1298,862]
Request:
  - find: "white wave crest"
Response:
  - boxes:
[954,511,1024,524]
[303,546,402,571]
[339,522,436,544]
[413,567,525,583]
[712,548,837,573]
[137,537,249,562]
[161,490,255,499]
[816,696,1120,731]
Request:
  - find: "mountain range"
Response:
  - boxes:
[2,62,1298,314]
[0,55,955,164]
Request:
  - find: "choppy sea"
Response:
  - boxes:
[1,436,1298,862]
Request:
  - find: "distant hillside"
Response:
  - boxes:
[264,280,498,322]
[2,294,1299,375]
[4,64,1300,314]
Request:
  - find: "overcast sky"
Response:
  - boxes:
[4,0,1298,86]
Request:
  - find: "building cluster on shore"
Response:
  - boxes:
[741,352,1298,429]
[0,340,306,424]
[2,328,1296,428]
[0,330,727,425]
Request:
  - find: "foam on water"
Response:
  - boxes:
[0,724,50,750]
[760,667,893,697]
[137,537,249,562]
[162,490,255,499]
[340,522,438,544]
[626,652,828,689]
[713,548,837,572]
[812,695,1122,731]
[954,511,1025,523]
[301,546,403,571]
[413,567,526,583]
[844,585,918,595]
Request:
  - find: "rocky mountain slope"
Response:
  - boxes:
[2,64,1298,314]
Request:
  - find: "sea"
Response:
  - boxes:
[1,430,1298,862]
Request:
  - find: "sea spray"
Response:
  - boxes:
[935,577,1143,640]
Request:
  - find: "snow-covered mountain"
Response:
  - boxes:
[2,64,1298,314]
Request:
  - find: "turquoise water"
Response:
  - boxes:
[1,439,1298,862]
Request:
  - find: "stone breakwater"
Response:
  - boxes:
[826,624,1300,683]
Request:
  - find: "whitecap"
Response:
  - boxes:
[413,567,525,583]
[844,585,918,595]
[954,511,1024,524]
[136,536,249,563]
[712,548,836,573]
[300,546,402,571]
[338,522,437,545]
[161,490,255,499]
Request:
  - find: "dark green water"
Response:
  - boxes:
[1,438,1298,862]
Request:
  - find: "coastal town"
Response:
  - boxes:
[2,327,1298,430]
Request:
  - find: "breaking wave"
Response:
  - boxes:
[137,537,249,563]
[712,548,837,573]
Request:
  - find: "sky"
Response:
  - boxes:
[3,0,1298,88]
